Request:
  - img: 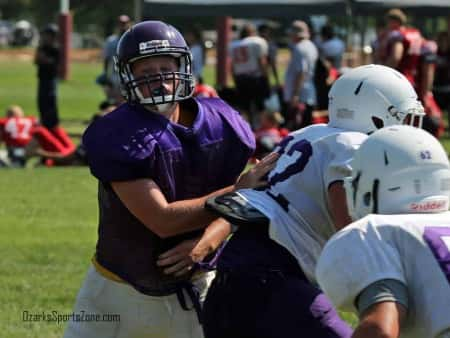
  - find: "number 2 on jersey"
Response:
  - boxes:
[269,135,313,186]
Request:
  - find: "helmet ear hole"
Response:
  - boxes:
[372,116,384,130]
[363,192,371,206]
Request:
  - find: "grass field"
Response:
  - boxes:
[0,54,449,337]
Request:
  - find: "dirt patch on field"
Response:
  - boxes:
[0,48,102,62]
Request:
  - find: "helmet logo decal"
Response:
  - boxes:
[336,108,354,119]
[139,40,170,54]
[410,199,448,212]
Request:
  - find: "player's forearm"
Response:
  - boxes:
[150,177,262,237]
[157,188,235,237]
[386,43,403,69]
[190,218,232,263]
[418,64,434,101]
[352,323,399,338]
[352,302,404,338]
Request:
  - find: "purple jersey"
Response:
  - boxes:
[82,97,255,295]
[83,98,255,200]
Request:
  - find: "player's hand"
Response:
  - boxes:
[235,152,279,190]
[157,238,199,277]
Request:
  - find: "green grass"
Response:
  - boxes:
[0,55,449,336]
[0,168,98,337]
[0,58,104,337]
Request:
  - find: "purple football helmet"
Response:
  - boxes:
[115,21,194,107]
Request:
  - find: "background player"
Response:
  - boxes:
[317,125,450,338]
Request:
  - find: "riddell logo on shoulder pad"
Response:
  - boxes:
[410,200,448,212]
[139,40,170,53]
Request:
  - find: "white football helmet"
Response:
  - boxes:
[344,125,450,220]
[328,64,425,134]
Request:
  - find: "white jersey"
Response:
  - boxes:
[316,212,450,338]
[239,124,367,281]
[230,36,268,76]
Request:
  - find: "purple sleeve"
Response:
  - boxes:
[82,118,155,182]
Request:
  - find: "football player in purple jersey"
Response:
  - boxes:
[63,20,277,338]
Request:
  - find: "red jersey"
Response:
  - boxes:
[385,27,423,86]
[0,116,37,147]
[193,83,218,98]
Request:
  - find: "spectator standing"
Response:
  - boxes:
[418,39,445,138]
[230,23,270,128]
[371,18,388,64]
[315,25,343,111]
[434,31,450,125]
[284,20,318,129]
[381,8,423,87]
[102,14,132,104]
[318,24,345,69]
[258,23,280,86]
[34,24,60,130]
[185,27,205,83]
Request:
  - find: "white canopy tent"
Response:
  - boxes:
[142,0,349,17]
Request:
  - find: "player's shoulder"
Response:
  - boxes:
[196,96,232,112]
[332,129,368,147]
[287,124,364,145]
[84,103,139,137]
[195,97,255,149]
[82,103,159,161]
[289,123,331,139]
[308,125,367,149]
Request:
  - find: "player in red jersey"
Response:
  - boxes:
[0,105,38,166]
[382,9,423,88]
[0,105,76,166]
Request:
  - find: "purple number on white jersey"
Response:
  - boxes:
[265,136,312,212]
[269,136,313,186]
[423,226,450,284]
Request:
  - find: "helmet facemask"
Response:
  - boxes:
[344,172,380,221]
[116,51,194,112]
[383,99,425,130]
